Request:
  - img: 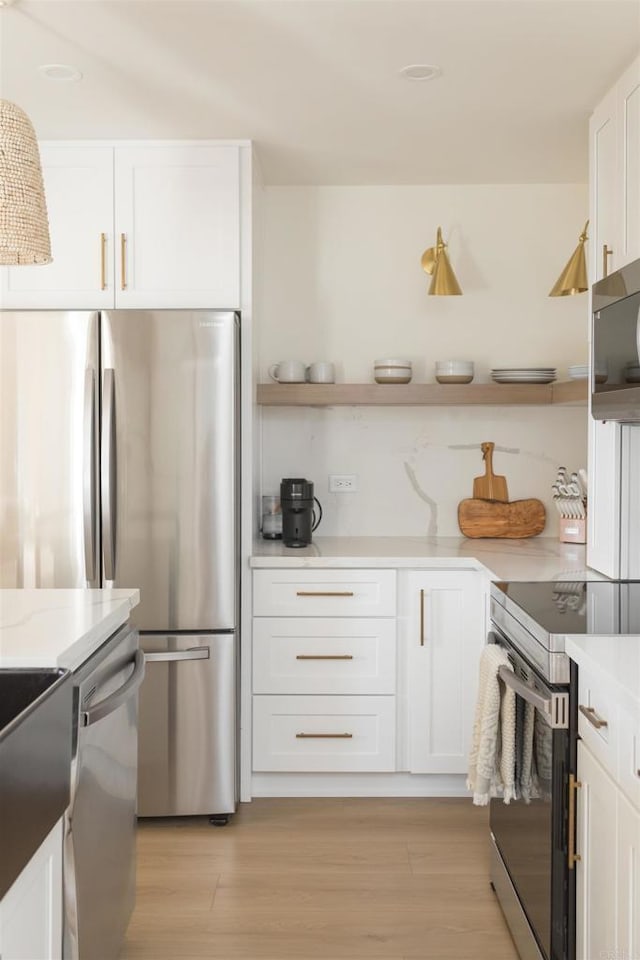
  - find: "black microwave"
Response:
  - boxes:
[592,257,640,421]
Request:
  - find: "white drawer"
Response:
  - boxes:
[253,618,396,695]
[252,695,396,772]
[253,569,396,617]
[618,706,640,811]
[578,666,618,781]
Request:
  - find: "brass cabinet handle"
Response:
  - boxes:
[420,588,425,646]
[100,232,107,290]
[120,233,127,290]
[296,655,354,660]
[579,704,608,730]
[296,732,353,739]
[296,591,354,597]
[603,244,613,278]
[567,773,582,869]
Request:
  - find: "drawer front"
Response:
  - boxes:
[253,569,396,617]
[618,706,640,810]
[253,618,396,695]
[578,667,618,780]
[252,695,396,772]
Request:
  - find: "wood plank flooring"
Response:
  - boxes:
[121,797,519,960]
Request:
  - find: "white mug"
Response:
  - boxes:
[306,361,335,384]
[268,360,307,383]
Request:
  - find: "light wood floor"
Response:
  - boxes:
[121,797,519,960]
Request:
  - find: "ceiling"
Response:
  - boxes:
[1,0,639,184]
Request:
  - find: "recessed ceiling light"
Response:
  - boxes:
[38,63,83,82]
[399,64,442,82]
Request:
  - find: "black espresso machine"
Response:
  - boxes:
[280,478,322,547]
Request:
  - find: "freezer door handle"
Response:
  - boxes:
[83,367,96,582]
[144,646,211,663]
[101,368,117,580]
[81,650,145,727]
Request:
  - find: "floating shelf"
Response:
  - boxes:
[256,380,588,407]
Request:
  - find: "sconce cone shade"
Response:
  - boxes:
[421,227,462,296]
[548,220,589,297]
[0,99,52,265]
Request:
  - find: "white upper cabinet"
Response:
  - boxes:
[0,145,114,309]
[0,142,241,310]
[589,56,640,281]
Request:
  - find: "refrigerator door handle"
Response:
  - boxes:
[144,647,211,663]
[101,368,117,581]
[83,367,96,583]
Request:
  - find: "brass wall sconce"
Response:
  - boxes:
[421,226,462,296]
[549,220,588,297]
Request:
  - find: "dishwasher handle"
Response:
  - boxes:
[81,650,145,727]
[144,647,210,663]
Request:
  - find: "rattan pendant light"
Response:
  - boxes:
[0,98,52,264]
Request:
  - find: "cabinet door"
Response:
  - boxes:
[590,86,619,281]
[0,145,114,309]
[576,741,618,960]
[586,415,621,579]
[114,145,240,308]
[406,571,485,774]
[617,790,640,960]
[618,57,640,266]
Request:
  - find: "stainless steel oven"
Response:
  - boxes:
[489,584,578,960]
[592,256,640,422]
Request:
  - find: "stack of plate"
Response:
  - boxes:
[491,367,556,384]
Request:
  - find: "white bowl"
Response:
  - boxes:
[435,374,474,384]
[435,360,474,374]
[374,359,412,384]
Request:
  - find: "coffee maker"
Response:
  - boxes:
[280,478,322,547]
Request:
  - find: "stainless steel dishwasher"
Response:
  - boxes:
[64,623,145,960]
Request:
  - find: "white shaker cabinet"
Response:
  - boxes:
[0,820,63,960]
[404,570,485,774]
[617,790,640,960]
[0,142,241,310]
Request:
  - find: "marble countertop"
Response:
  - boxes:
[0,589,140,671]
[251,536,604,582]
[565,635,640,713]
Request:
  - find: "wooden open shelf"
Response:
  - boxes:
[256,380,587,407]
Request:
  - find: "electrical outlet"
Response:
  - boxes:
[329,474,357,493]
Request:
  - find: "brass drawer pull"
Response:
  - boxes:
[296,655,354,660]
[296,591,354,597]
[579,704,608,730]
[567,773,582,869]
[296,733,353,739]
[120,233,127,290]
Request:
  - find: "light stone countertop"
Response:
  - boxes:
[0,588,140,671]
[565,635,640,713]
[251,536,604,582]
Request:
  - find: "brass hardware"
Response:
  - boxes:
[567,773,582,869]
[420,588,425,646]
[296,655,354,660]
[579,704,608,730]
[295,733,353,739]
[420,226,462,296]
[100,232,107,290]
[296,591,354,597]
[549,220,589,296]
[120,233,127,290]
[602,244,613,278]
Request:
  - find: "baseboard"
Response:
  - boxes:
[250,772,468,798]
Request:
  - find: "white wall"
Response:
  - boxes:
[258,184,589,537]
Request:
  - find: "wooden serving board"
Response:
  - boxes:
[458,498,546,539]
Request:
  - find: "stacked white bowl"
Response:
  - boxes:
[569,362,608,383]
[373,359,412,383]
[435,360,474,384]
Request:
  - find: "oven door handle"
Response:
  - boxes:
[498,665,569,729]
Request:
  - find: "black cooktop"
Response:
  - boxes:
[492,580,640,636]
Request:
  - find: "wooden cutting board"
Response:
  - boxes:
[472,442,508,502]
[458,498,546,538]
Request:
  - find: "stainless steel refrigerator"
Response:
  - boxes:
[0,308,239,819]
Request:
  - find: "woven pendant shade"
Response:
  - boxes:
[0,99,52,265]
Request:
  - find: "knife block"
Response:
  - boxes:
[558,517,586,543]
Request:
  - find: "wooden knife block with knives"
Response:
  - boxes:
[458,442,546,538]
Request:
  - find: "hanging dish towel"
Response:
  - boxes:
[467,644,516,805]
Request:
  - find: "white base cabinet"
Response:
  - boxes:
[404,570,486,774]
[0,820,63,960]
